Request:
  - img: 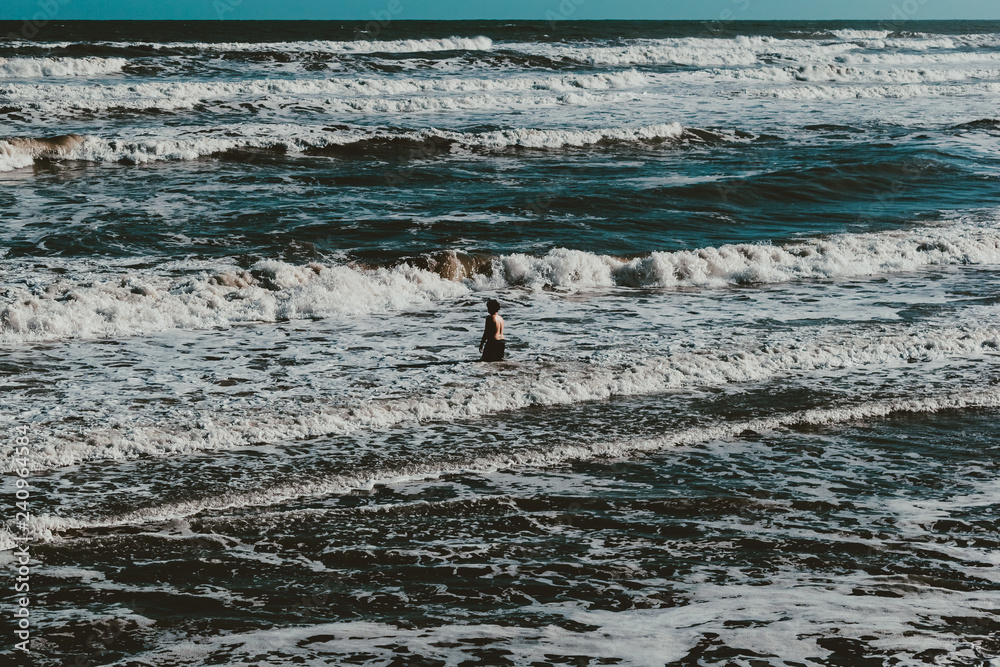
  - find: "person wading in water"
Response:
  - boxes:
[479,298,505,362]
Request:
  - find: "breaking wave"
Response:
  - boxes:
[0,70,647,115]
[2,218,999,343]
[9,384,1000,538]
[3,36,496,57]
[0,122,706,171]
[0,56,128,78]
[828,29,894,40]
[491,223,1000,288]
[8,31,1000,69]
[743,81,1000,99]
[0,134,85,171]
[715,63,1000,84]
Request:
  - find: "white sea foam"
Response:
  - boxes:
[829,29,894,40]
[325,89,631,113]
[2,218,999,344]
[0,56,128,78]
[248,35,496,53]
[0,259,470,342]
[951,32,1000,48]
[0,70,647,112]
[826,32,1000,49]
[717,63,1000,85]
[66,89,628,115]
[526,36,837,67]
[454,122,687,148]
[11,385,1000,541]
[835,49,1000,67]
[28,36,495,55]
[553,42,762,67]
[1,84,634,116]
[0,122,689,170]
[496,220,1000,289]
[0,141,34,172]
[511,33,1000,73]
[5,315,1000,480]
[518,34,934,68]
[744,81,1000,99]
[0,135,85,172]
[9,32,1000,69]
[86,572,995,666]
[324,69,647,94]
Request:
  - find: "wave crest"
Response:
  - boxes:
[0,123,703,170]
[0,134,85,172]
[493,223,1000,289]
[0,56,127,78]
[2,219,1000,343]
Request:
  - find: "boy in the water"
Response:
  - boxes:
[479,299,505,361]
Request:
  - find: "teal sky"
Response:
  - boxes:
[2,0,999,21]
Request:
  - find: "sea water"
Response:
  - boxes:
[0,20,999,665]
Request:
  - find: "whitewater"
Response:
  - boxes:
[1,19,999,667]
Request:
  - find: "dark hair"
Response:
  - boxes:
[486,299,500,314]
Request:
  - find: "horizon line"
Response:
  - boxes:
[1,17,995,22]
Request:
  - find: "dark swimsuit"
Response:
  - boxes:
[481,316,505,362]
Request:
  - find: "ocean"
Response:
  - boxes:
[1,19,999,665]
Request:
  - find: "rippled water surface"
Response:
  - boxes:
[1,20,999,666]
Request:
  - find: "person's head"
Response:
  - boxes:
[486,299,500,314]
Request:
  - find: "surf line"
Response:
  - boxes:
[22,384,1000,543]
